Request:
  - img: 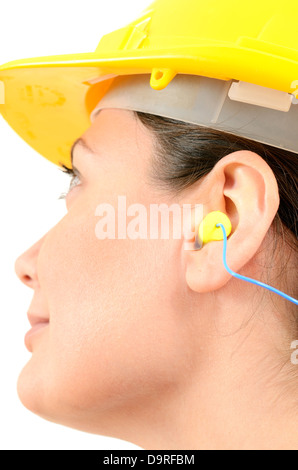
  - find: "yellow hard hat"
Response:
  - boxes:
[1,0,298,168]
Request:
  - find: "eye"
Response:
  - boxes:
[59,164,82,200]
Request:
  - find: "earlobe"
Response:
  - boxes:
[183,150,280,294]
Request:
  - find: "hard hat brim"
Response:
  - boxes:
[0,52,131,168]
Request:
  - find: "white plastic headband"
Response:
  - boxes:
[90,74,298,154]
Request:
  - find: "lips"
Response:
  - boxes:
[25,313,49,352]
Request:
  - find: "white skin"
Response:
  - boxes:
[15,109,298,450]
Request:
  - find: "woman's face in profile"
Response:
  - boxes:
[15,109,193,438]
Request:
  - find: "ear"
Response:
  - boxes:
[183,150,280,294]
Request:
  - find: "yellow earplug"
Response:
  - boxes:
[198,211,232,245]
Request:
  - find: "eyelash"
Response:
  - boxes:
[59,164,81,200]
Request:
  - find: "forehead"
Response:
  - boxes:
[73,109,154,171]
[84,109,139,146]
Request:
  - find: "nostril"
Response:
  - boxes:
[20,274,34,287]
[14,235,46,287]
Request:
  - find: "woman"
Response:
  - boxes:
[1,0,297,450]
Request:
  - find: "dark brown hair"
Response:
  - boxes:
[134,111,298,308]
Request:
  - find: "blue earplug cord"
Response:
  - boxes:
[216,223,298,306]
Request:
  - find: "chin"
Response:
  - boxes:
[17,358,106,435]
[17,358,46,416]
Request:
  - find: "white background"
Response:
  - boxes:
[0,0,150,450]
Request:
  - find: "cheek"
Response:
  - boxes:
[21,207,190,420]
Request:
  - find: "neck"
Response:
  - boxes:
[133,337,297,450]
[123,298,298,450]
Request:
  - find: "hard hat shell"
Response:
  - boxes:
[0,0,298,167]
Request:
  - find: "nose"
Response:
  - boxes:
[14,236,46,289]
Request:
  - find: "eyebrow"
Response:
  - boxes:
[70,137,95,167]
